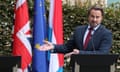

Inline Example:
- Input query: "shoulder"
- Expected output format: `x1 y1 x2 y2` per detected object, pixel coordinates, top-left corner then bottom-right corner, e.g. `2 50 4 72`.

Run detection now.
100 25 112 34
99 25 112 37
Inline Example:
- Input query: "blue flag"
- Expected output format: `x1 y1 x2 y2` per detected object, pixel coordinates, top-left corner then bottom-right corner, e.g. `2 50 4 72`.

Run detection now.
32 0 48 72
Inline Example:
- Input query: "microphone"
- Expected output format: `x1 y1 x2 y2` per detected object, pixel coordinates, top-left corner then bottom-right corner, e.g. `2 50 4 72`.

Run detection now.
91 32 96 52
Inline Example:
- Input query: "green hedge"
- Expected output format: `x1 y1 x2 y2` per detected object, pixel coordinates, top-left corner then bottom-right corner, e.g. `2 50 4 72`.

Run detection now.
0 1 120 71
0 0 119 56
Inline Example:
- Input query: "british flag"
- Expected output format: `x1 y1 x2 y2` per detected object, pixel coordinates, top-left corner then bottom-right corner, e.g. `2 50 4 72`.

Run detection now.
12 0 32 72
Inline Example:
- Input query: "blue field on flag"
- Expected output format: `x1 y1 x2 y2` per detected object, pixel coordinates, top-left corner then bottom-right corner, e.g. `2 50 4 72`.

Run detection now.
32 0 48 72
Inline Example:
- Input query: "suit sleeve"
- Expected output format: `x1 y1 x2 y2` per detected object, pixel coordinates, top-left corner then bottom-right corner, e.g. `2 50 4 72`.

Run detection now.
53 33 76 54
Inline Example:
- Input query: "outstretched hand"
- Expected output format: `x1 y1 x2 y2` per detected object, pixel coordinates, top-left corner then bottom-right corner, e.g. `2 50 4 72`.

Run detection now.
38 40 54 51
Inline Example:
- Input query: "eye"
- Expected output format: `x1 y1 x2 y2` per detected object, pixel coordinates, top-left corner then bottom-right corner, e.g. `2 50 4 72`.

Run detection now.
90 15 94 18
96 16 100 18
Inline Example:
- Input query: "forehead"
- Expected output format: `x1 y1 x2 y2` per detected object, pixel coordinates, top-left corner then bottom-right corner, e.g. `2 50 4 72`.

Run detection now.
90 9 102 16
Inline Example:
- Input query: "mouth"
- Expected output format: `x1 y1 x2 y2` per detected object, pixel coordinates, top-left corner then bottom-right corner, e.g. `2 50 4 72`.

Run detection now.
90 23 98 27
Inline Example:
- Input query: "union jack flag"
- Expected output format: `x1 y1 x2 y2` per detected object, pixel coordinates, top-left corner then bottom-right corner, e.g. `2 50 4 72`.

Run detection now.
12 0 32 72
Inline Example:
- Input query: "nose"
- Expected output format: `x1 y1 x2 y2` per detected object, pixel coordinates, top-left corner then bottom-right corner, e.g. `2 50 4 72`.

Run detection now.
93 17 97 21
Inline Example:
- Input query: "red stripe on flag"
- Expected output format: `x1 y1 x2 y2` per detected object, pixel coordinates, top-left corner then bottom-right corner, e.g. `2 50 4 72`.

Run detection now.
53 0 64 67
25 30 31 35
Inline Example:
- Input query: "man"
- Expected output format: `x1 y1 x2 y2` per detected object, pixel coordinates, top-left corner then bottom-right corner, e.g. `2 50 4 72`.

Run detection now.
38 5 112 55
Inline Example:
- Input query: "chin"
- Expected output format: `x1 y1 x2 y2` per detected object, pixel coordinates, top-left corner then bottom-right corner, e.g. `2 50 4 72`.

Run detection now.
94 24 98 26
90 24 98 27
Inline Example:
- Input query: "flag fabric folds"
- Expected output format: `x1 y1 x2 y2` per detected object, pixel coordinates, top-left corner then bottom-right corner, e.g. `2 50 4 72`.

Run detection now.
32 0 48 72
13 0 32 72
48 0 64 72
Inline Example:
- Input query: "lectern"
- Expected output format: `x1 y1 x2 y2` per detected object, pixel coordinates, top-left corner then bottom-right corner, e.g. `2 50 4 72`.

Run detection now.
0 56 21 72
71 54 119 72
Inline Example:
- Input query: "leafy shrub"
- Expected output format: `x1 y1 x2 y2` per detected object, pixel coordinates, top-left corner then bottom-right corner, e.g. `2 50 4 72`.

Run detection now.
0 1 120 71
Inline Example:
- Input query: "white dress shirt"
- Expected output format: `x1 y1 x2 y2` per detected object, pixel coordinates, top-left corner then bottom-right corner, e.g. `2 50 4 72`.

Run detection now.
83 24 100 45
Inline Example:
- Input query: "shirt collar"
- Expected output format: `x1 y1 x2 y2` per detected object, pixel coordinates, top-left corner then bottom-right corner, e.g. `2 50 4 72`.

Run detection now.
88 24 100 31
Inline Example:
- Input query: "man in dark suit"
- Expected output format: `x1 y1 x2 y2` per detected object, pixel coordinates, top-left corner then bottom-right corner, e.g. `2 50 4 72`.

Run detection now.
38 5 112 55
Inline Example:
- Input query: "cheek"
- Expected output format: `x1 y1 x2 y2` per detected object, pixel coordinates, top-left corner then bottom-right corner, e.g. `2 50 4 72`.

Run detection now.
89 18 95 23
88 17 92 22
97 18 102 22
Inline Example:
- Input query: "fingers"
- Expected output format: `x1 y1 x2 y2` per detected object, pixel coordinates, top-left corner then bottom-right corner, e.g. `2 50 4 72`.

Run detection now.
37 40 54 51
39 45 47 50
73 49 80 54
43 40 52 45
64 52 74 57
64 49 80 58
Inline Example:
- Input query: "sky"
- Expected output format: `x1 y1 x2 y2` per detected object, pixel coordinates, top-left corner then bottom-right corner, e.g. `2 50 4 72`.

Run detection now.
107 0 120 5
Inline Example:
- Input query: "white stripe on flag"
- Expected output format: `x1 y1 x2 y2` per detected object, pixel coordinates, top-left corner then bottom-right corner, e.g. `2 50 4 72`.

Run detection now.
48 0 54 28
16 21 32 56
16 0 26 9
49 54 59 72
16 68 28 72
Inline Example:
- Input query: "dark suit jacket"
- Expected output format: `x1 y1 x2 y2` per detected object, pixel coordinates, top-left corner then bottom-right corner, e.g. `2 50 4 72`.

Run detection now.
54 25 112 54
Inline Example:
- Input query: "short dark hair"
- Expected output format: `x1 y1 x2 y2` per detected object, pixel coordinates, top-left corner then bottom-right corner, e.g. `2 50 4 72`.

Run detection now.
88 5 104 16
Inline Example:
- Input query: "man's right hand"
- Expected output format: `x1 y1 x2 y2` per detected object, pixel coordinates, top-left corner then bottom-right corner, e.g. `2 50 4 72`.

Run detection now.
64 49 80 57
38 40 54 51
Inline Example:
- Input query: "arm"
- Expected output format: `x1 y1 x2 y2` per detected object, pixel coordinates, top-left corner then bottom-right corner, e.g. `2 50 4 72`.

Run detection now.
53 34 76 54
38 34 76 54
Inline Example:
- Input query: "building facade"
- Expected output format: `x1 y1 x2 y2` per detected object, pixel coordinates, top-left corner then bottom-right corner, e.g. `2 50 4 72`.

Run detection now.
62 0 107 7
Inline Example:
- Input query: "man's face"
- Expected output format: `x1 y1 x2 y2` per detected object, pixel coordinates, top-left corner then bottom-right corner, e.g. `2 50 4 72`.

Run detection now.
88 9 103 27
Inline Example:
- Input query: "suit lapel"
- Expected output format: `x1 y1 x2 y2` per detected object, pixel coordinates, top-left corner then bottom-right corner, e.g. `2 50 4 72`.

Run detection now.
81 25 88 49
87 25 103 50
93 25 103 37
